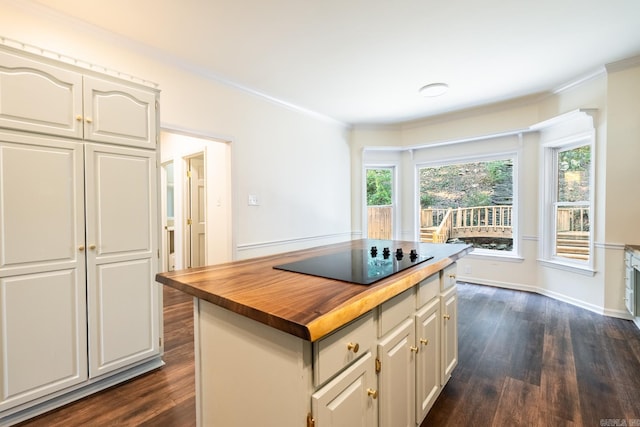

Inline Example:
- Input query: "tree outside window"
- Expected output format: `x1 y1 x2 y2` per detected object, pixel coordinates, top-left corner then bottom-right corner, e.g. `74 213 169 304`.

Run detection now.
366 168 393 239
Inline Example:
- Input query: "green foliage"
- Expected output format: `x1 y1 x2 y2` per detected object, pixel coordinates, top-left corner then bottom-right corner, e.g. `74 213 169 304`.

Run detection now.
419 159 513 208
559 145 590 171
463 191 491 207
366 169 392 206
558 145 590 202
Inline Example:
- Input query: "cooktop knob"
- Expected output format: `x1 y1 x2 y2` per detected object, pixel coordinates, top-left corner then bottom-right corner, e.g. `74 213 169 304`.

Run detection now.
370 246 378 257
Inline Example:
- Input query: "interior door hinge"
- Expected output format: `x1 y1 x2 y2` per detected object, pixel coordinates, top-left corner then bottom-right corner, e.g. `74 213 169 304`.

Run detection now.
187 218 193 226
186 170 192 179
306 413 315 427
159 337 163 347
157 249 160 258
375 357 381 373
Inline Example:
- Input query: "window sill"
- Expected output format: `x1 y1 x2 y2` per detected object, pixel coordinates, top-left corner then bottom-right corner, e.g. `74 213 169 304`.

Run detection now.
466 250 524 262
537 258 596 277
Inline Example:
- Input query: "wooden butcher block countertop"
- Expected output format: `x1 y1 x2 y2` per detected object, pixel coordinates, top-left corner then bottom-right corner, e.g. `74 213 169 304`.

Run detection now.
155 239 473 342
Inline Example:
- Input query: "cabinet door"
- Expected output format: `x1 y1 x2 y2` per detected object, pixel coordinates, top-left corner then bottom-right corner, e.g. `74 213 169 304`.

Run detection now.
0 134 87 410
625 259 634 315
377 318 416 427
415 298 440 422
0 50 83 138
83 76 157 149
312 352 378 427
85 143 160 378
441 286 458 385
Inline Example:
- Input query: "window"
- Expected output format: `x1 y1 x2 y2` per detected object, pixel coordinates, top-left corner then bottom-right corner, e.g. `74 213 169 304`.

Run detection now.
536 109 596 273
542 141 593 269
366 167 394 239
417 156 515 255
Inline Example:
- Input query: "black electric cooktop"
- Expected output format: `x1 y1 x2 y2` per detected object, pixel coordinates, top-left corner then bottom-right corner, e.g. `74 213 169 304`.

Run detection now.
273 241 434 285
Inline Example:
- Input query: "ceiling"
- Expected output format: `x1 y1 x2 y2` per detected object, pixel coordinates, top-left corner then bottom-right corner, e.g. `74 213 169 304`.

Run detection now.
31 0 640 125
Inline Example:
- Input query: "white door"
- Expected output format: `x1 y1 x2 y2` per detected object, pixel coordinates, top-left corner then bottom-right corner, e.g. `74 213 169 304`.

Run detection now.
83 76 156 149
312 352 378 427
85 143 160 378
187 155 205 268
377 318 416 427
415 298 440 421
441 287 458 385
0 50 83 138
0 133 87 410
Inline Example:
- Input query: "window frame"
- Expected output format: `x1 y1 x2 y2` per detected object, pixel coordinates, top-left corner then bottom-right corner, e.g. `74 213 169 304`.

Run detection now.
415 151 520 259
539 132 595 274
363 164 398 241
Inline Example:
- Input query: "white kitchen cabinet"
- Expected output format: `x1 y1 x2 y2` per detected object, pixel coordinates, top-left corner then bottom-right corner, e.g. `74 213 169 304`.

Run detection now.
0 44 161 425
0 49 156 149
376 267 457 427
83 76 157 149
625 250 636 316
441 285 458 385
0 134 87 411
415 297 440 420
312 352 378 427
85 143 159 378
377 318 416 427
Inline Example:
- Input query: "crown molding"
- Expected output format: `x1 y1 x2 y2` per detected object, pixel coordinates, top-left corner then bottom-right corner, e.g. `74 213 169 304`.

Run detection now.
605 54 640 73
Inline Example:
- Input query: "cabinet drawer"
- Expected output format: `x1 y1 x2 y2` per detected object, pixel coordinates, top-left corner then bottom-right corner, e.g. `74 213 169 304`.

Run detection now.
417 273 439 309
314 311 375 386
441 263 457 291
379 288 415 337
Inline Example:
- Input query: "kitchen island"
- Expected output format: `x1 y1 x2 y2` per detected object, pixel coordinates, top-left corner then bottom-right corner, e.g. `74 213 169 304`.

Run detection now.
156 239 472 426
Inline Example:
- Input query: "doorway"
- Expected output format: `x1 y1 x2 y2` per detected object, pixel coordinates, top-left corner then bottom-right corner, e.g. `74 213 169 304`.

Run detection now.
160 130 232 272
186 154 205 268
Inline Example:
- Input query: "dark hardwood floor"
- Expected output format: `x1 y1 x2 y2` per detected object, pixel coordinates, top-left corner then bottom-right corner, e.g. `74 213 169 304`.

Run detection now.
15 283 640 426
422 283 640 427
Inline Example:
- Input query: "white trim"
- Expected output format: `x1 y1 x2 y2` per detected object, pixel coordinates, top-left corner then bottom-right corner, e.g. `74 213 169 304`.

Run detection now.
596 242 626 251
529 108 598 131
551 67 606 94
0 35 159 89
536 110 596 272
465 252 524 262
363 128 529 153
537 259 596 277
459 278 608 317
604 54 640 73
236 232 353 253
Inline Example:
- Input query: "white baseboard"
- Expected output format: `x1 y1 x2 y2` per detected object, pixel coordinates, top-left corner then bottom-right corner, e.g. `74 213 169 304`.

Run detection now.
457 275 633 320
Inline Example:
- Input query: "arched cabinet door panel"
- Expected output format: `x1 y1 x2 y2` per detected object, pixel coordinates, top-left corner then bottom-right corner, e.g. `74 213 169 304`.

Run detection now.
0 50 83 138
83 76 157 149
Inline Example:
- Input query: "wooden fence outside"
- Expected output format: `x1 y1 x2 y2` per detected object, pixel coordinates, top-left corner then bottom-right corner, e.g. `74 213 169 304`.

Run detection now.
368 205 392 239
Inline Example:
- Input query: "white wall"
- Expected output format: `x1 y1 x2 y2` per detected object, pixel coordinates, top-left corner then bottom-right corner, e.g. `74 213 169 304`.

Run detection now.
0 0 353 260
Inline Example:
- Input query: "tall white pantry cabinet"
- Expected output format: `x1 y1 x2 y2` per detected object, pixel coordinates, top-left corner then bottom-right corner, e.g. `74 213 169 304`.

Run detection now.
0 44 162 424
